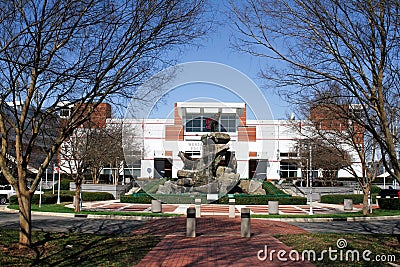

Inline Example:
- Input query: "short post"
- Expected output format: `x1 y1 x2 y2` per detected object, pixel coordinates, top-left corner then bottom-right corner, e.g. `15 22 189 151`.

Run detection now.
186 207 196 237
268 201 279 215
151 199 162 213
241 208 251 238
229 198 236 218
344 199 353 211
195 198 201 218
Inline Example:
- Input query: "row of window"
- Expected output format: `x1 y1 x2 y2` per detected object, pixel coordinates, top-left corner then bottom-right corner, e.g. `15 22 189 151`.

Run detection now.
185 114 237 132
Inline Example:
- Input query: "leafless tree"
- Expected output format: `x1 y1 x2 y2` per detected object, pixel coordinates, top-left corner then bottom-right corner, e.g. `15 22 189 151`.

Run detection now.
230 0 400 183
292 94 381 215
295 137 352 187
61 122 125 212
0 0 208 247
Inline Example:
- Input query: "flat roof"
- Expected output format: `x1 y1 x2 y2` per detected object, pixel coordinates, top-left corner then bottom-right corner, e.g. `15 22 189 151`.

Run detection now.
176 102 245 109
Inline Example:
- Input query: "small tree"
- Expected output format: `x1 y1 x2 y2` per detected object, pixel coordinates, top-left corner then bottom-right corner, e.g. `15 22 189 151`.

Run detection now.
296 137 352 187
61 121 124 212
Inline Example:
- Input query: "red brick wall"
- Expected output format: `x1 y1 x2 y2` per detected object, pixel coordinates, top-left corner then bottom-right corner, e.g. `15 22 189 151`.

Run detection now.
75 103 111 128
238 126 256 142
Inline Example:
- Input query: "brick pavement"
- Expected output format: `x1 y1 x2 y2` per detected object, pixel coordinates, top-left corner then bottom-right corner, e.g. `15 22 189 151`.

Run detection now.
87 202 343 215
134 217 314 266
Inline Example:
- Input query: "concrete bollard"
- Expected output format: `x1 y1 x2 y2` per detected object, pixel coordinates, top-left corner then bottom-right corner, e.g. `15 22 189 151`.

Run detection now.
344 199 353 211
229 198 236 218
186 207 196 237
268 201 279 215
241 208 251 238
151 199 162 213
195 198 201 218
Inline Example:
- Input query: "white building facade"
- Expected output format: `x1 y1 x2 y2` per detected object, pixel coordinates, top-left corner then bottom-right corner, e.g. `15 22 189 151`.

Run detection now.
118 102 362 181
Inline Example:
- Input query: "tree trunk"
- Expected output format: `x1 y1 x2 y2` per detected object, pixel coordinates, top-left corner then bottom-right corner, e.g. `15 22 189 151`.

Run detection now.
18 190 32 247
362 186 371 216
74 182 81 212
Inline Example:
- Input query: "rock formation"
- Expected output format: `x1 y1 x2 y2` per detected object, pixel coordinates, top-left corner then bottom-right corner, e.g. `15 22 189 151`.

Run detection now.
156 132 240 196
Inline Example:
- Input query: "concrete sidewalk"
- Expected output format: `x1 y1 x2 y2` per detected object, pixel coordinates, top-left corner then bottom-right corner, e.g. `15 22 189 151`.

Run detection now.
82 200 360 216
133 217 315 267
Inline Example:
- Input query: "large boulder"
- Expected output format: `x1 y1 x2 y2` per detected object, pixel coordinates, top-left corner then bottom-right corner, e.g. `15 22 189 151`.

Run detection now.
238 180 266 195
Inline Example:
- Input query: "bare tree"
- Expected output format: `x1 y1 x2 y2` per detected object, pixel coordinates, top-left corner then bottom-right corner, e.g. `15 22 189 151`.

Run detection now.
0 0 208 247
61 122 125 212
230 0 400 182
295 137 352 187
292 94 380 215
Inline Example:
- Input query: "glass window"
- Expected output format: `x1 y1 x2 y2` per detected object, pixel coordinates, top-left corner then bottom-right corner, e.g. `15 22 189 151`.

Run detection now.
185 114 237 132
220 114 237 132
185 115 202 132
184 151 201 158
280 161 298 178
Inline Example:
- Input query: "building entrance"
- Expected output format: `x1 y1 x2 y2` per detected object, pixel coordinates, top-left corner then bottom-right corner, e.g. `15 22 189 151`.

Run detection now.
154 158 172 178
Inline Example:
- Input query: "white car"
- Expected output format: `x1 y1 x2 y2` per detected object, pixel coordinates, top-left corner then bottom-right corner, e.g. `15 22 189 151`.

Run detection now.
0 184 16 204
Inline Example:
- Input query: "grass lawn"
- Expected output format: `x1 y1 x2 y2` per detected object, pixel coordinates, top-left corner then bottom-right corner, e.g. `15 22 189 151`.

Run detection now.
252 209 400 219
0 229 161 266
276 233 400 266
8 204 181 217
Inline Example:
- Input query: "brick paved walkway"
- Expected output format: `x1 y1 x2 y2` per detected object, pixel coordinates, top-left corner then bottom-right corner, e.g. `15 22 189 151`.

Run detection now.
134 218 315 266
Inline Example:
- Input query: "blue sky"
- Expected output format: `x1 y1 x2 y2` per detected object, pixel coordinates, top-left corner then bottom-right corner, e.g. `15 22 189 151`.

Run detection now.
148 2 290 120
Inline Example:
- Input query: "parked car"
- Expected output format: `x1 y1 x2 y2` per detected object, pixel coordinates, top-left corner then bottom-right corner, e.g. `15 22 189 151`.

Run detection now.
378 188 400 198
0 184 16 204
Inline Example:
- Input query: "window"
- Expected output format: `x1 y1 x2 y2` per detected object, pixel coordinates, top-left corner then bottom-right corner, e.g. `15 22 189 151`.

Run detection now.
184 151 201 157
280 152 297 158
280 161 298 178
185 114 237 132
185 115 202 132
220 114 236 132
60 108 71 118
126 159 141 178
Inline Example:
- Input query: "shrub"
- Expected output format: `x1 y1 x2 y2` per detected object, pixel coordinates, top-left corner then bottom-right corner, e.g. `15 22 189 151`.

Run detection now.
370 185 381 194
81 192 114 201
120 193 154 204
217 194 306 205
9 191 114 205
377 198 400 210
262 181 287 195
9 194 73 205
320 194 377 204
60 179 73 190
120 192 306 205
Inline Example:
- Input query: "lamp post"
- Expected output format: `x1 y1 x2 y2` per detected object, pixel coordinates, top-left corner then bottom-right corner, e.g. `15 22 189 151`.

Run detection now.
57 165 61 204
309 145 313 215
52 164 55 194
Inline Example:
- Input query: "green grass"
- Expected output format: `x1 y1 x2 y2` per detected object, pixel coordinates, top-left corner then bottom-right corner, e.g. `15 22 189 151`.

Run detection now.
8 204 181 217
0 229 161 266
276 233 400 266
252 209 400 219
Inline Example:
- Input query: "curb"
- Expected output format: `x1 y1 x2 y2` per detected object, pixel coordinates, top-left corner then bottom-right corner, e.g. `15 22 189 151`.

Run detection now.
254 215 400 223
2 206 176 221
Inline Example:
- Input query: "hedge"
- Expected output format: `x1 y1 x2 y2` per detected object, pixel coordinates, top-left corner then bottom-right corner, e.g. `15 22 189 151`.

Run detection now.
9 191 114 205
377 198 400 210
262 181 287 195
60 179 73 190
217 195 306 205
9 194 73 205
320 194 377 204
370 185 381 194
120 193 153 204
120 193 307 205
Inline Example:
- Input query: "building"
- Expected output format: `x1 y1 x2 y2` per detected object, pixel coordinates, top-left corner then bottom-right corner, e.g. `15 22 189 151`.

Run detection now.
116 102 363 182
